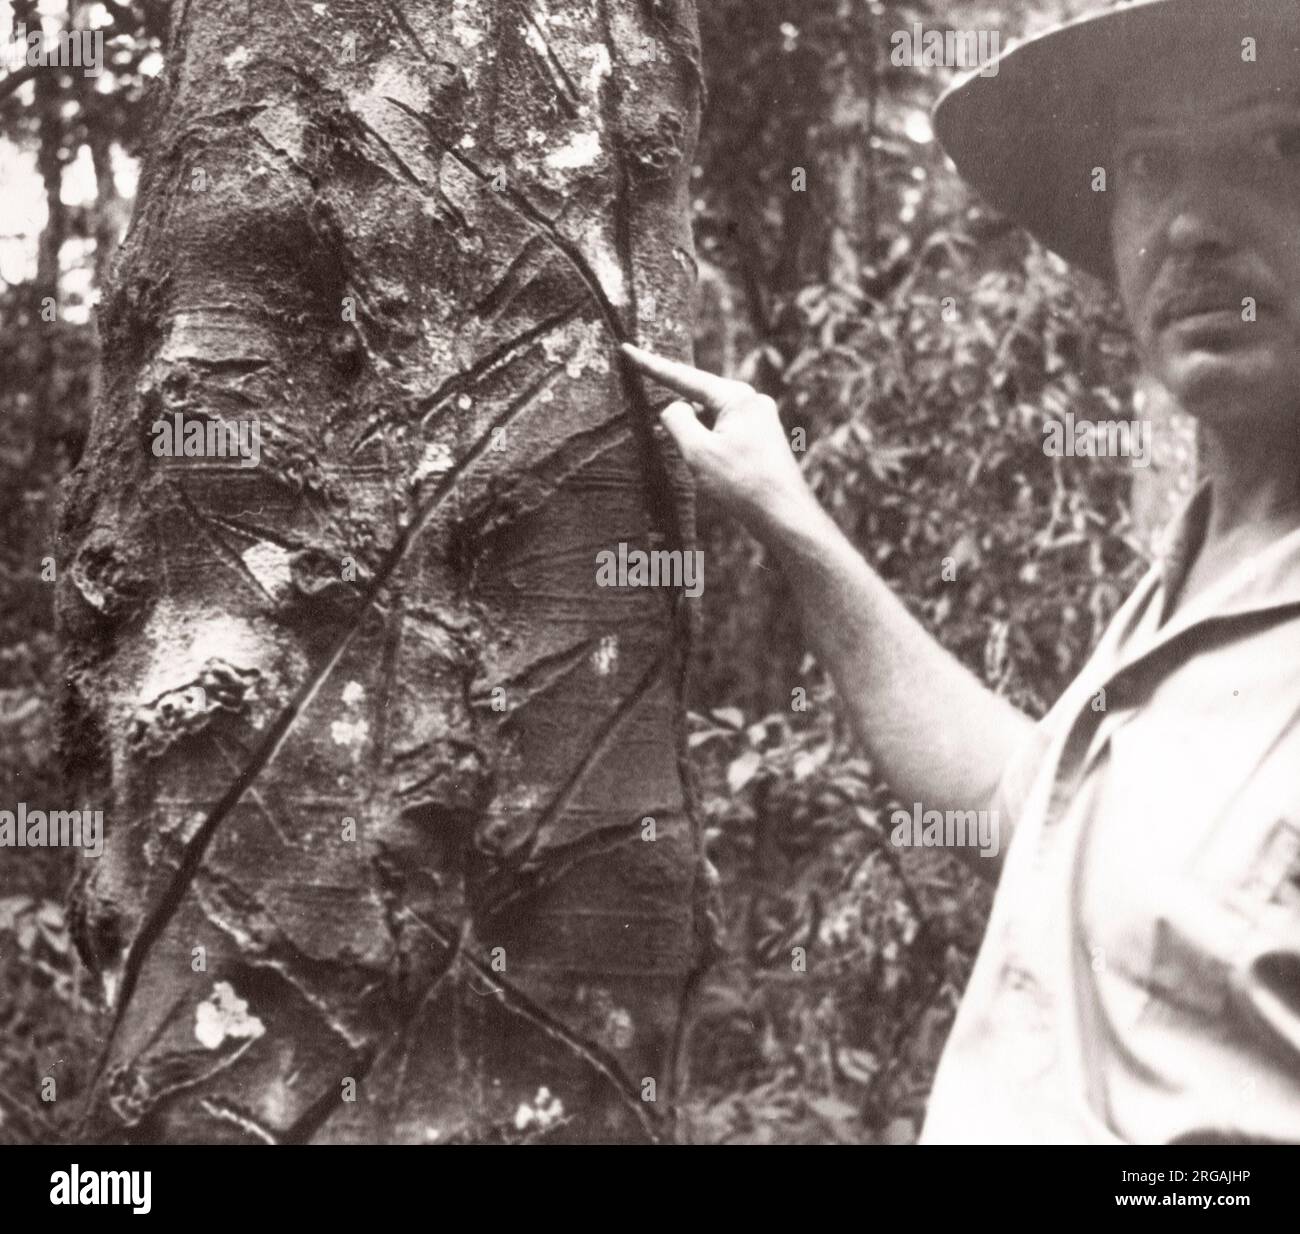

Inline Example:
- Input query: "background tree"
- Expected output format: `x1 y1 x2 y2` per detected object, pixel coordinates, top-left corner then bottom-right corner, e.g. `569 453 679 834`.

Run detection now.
0 0 161 1141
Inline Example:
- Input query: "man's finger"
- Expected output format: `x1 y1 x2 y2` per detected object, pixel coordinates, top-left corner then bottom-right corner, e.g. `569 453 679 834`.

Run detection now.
621 342 742 410
659 400 713 454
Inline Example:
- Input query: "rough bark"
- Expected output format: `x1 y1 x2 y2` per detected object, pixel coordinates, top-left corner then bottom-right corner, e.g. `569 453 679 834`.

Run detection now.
61 0 707 1144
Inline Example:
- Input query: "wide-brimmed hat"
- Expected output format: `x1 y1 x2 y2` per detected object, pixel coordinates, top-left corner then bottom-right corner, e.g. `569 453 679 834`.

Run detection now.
932 0 1300 280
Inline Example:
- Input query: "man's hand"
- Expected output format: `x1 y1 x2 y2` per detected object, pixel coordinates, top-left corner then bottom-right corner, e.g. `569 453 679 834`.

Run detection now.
620 343 816 539
621 342 1031 881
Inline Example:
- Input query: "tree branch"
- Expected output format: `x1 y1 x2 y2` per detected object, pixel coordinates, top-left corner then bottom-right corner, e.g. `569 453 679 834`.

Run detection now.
0 63 38 103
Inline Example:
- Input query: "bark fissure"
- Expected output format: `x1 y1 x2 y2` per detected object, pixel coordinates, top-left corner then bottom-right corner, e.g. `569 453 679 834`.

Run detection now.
93 353 570 1065
427 920 663 1142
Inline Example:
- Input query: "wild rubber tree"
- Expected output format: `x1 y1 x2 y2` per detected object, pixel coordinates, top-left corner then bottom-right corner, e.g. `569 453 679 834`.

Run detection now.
60 0 707 1143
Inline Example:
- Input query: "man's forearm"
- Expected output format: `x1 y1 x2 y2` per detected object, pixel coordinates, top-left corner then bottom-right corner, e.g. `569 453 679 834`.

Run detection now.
761 493 1034 867
617 341 1033 872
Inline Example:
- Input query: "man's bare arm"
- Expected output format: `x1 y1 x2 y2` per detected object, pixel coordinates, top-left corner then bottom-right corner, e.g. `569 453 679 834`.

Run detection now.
622 343 1034 877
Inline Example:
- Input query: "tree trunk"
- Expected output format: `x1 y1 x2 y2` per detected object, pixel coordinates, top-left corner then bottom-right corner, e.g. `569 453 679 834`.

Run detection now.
61 0 706 1145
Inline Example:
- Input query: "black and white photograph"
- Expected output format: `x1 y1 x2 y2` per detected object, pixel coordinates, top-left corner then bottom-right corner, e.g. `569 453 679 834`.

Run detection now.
0 0 1294 1208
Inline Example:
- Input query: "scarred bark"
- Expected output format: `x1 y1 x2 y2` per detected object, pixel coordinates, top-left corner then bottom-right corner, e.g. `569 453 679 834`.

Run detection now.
61 0 707 1143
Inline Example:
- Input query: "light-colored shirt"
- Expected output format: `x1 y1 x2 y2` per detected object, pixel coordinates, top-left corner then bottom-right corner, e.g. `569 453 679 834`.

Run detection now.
920 483 1300 1144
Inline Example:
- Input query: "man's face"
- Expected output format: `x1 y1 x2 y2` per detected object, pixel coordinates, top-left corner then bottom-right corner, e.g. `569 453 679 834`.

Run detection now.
1110 65 1300 428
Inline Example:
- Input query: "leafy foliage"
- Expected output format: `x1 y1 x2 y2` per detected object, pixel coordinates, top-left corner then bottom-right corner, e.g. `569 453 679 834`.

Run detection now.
680 0 1149 1142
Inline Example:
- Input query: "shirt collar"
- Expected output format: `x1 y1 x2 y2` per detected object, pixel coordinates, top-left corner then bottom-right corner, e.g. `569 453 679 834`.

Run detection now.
1155 479 1300 621
1113 478 1300 676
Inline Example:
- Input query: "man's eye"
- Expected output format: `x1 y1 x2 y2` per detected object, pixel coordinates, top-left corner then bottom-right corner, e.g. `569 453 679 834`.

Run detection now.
1119 146 1171 180
1261 127 1300 159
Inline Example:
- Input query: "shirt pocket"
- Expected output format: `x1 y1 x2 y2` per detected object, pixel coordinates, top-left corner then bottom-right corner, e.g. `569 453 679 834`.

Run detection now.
1223 818 1300 1062
1145 816 1300 1022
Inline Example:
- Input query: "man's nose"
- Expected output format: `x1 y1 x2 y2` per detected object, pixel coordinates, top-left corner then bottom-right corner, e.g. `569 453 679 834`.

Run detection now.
1163 178 1237 258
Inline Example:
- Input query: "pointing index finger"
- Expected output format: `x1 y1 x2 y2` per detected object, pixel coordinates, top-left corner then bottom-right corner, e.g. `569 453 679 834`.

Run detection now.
620 342 738 411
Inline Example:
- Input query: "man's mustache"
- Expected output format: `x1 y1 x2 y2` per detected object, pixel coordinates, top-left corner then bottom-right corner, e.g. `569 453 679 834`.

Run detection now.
1150 266 1277 329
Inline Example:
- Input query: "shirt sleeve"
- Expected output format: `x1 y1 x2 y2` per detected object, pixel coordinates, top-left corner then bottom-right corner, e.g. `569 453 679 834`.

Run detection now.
986 717 1056 858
